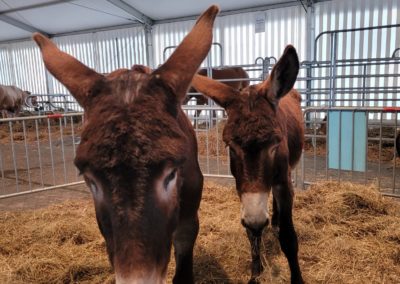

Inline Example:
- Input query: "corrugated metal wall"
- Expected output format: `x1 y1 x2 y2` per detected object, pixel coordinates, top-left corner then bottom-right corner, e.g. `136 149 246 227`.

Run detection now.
152 19 223 67
315 0 399 61
152 5 307 67
0 0 399 112
0 41 47 94
313 0 399 109
0 25 146 102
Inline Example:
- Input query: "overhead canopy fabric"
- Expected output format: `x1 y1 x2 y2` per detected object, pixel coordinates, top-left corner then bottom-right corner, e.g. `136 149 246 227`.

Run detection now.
0 0 308 42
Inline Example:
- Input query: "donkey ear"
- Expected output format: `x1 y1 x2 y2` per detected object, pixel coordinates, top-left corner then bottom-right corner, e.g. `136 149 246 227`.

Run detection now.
191 74 237 108
259 45 299 105
154 5 219 102
33 33 103 108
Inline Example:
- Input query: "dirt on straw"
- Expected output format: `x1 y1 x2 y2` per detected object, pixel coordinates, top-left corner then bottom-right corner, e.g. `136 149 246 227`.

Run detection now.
0 181 399 283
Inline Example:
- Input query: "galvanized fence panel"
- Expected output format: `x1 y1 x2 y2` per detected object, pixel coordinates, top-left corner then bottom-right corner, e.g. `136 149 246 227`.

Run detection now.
27 94 82 114
299 57 400 109
4 63 399 197
0 113 84 198
301 107 400 197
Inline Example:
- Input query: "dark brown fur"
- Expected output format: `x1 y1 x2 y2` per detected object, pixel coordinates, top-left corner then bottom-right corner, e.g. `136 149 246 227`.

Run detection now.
33 5 220 283
192 46 304 284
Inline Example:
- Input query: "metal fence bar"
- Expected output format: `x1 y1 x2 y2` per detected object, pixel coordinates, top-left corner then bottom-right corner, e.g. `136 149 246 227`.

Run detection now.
338 110 342 182
351 110 355 181
0 181 85 200
34 119 44 188
9 121 19 192
314 23 400 61
0 146 4 191
364 115 369 185
22 120 32 192
47 118 56 185
70 116 79 181
393 115 398 193
378 114 383 190
59 117 67 184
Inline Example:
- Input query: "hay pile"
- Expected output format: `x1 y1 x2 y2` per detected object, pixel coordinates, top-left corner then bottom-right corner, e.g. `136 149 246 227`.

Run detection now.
0 181 399 283
196 122 228 157
293 182 400 283
0 201 112 284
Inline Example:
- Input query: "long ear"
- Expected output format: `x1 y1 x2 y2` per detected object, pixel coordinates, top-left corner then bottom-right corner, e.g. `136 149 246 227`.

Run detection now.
154 5 219 102
33 33 103 108
191 74 237 108
259 45 299 105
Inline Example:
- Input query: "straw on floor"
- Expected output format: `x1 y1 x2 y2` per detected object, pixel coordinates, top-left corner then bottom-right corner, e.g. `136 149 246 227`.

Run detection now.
0 181 399 283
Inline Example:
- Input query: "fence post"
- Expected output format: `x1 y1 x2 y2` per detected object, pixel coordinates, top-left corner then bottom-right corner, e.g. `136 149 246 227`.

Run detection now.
329 33 337 107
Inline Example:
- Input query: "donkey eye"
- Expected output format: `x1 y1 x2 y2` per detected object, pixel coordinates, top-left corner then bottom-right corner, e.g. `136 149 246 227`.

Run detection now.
164 169 177 190
90 181 98 194
269 145 279 157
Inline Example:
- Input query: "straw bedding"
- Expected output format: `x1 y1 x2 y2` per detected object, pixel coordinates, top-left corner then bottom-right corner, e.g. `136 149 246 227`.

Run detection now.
0 181 399 283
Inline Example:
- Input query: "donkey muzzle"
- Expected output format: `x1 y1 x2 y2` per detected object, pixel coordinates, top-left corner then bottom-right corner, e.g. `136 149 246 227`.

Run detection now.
240 192 269 235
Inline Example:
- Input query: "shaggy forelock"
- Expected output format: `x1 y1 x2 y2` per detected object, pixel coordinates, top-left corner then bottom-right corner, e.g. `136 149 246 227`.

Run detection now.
77 107 184 171
224 94 282 147
75 76 186 180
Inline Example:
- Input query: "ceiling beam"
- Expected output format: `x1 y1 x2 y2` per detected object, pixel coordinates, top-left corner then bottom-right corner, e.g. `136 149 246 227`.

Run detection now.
0 21 144 45
0 0 75 15
0 14 50 37
106 0 153 27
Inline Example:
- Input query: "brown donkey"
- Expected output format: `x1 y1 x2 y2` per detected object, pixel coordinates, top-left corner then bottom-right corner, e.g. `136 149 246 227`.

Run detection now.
33 5 219 284
192 46 304 284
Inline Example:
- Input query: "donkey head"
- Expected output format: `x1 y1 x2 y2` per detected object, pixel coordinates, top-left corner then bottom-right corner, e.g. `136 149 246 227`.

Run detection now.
192 46 299 234
33 5 218 283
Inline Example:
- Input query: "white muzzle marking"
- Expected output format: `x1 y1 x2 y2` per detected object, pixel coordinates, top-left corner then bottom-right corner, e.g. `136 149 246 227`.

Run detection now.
240 192 269 228
115 272 166 284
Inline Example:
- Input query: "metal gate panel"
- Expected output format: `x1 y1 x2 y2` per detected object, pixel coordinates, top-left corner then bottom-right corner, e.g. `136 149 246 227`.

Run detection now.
0 113 85 199
315 0 399 61
302 107 400 197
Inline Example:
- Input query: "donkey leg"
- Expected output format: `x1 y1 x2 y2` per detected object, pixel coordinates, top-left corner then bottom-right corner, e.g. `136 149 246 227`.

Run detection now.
271 195 280 238
272 182 303 284
172 214 199 284
246 228 263 284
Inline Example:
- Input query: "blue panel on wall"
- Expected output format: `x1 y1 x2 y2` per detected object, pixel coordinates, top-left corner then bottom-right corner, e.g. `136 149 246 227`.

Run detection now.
328 111 367 172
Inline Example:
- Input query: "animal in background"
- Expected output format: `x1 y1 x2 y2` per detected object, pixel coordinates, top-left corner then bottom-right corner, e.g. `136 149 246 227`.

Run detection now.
33 5 219 284
184 67 249 127
184 67 249 105
192 45 304 284
0 85 33 118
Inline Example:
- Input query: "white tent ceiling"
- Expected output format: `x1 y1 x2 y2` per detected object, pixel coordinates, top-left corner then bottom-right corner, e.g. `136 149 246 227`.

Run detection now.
0 0 319 42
